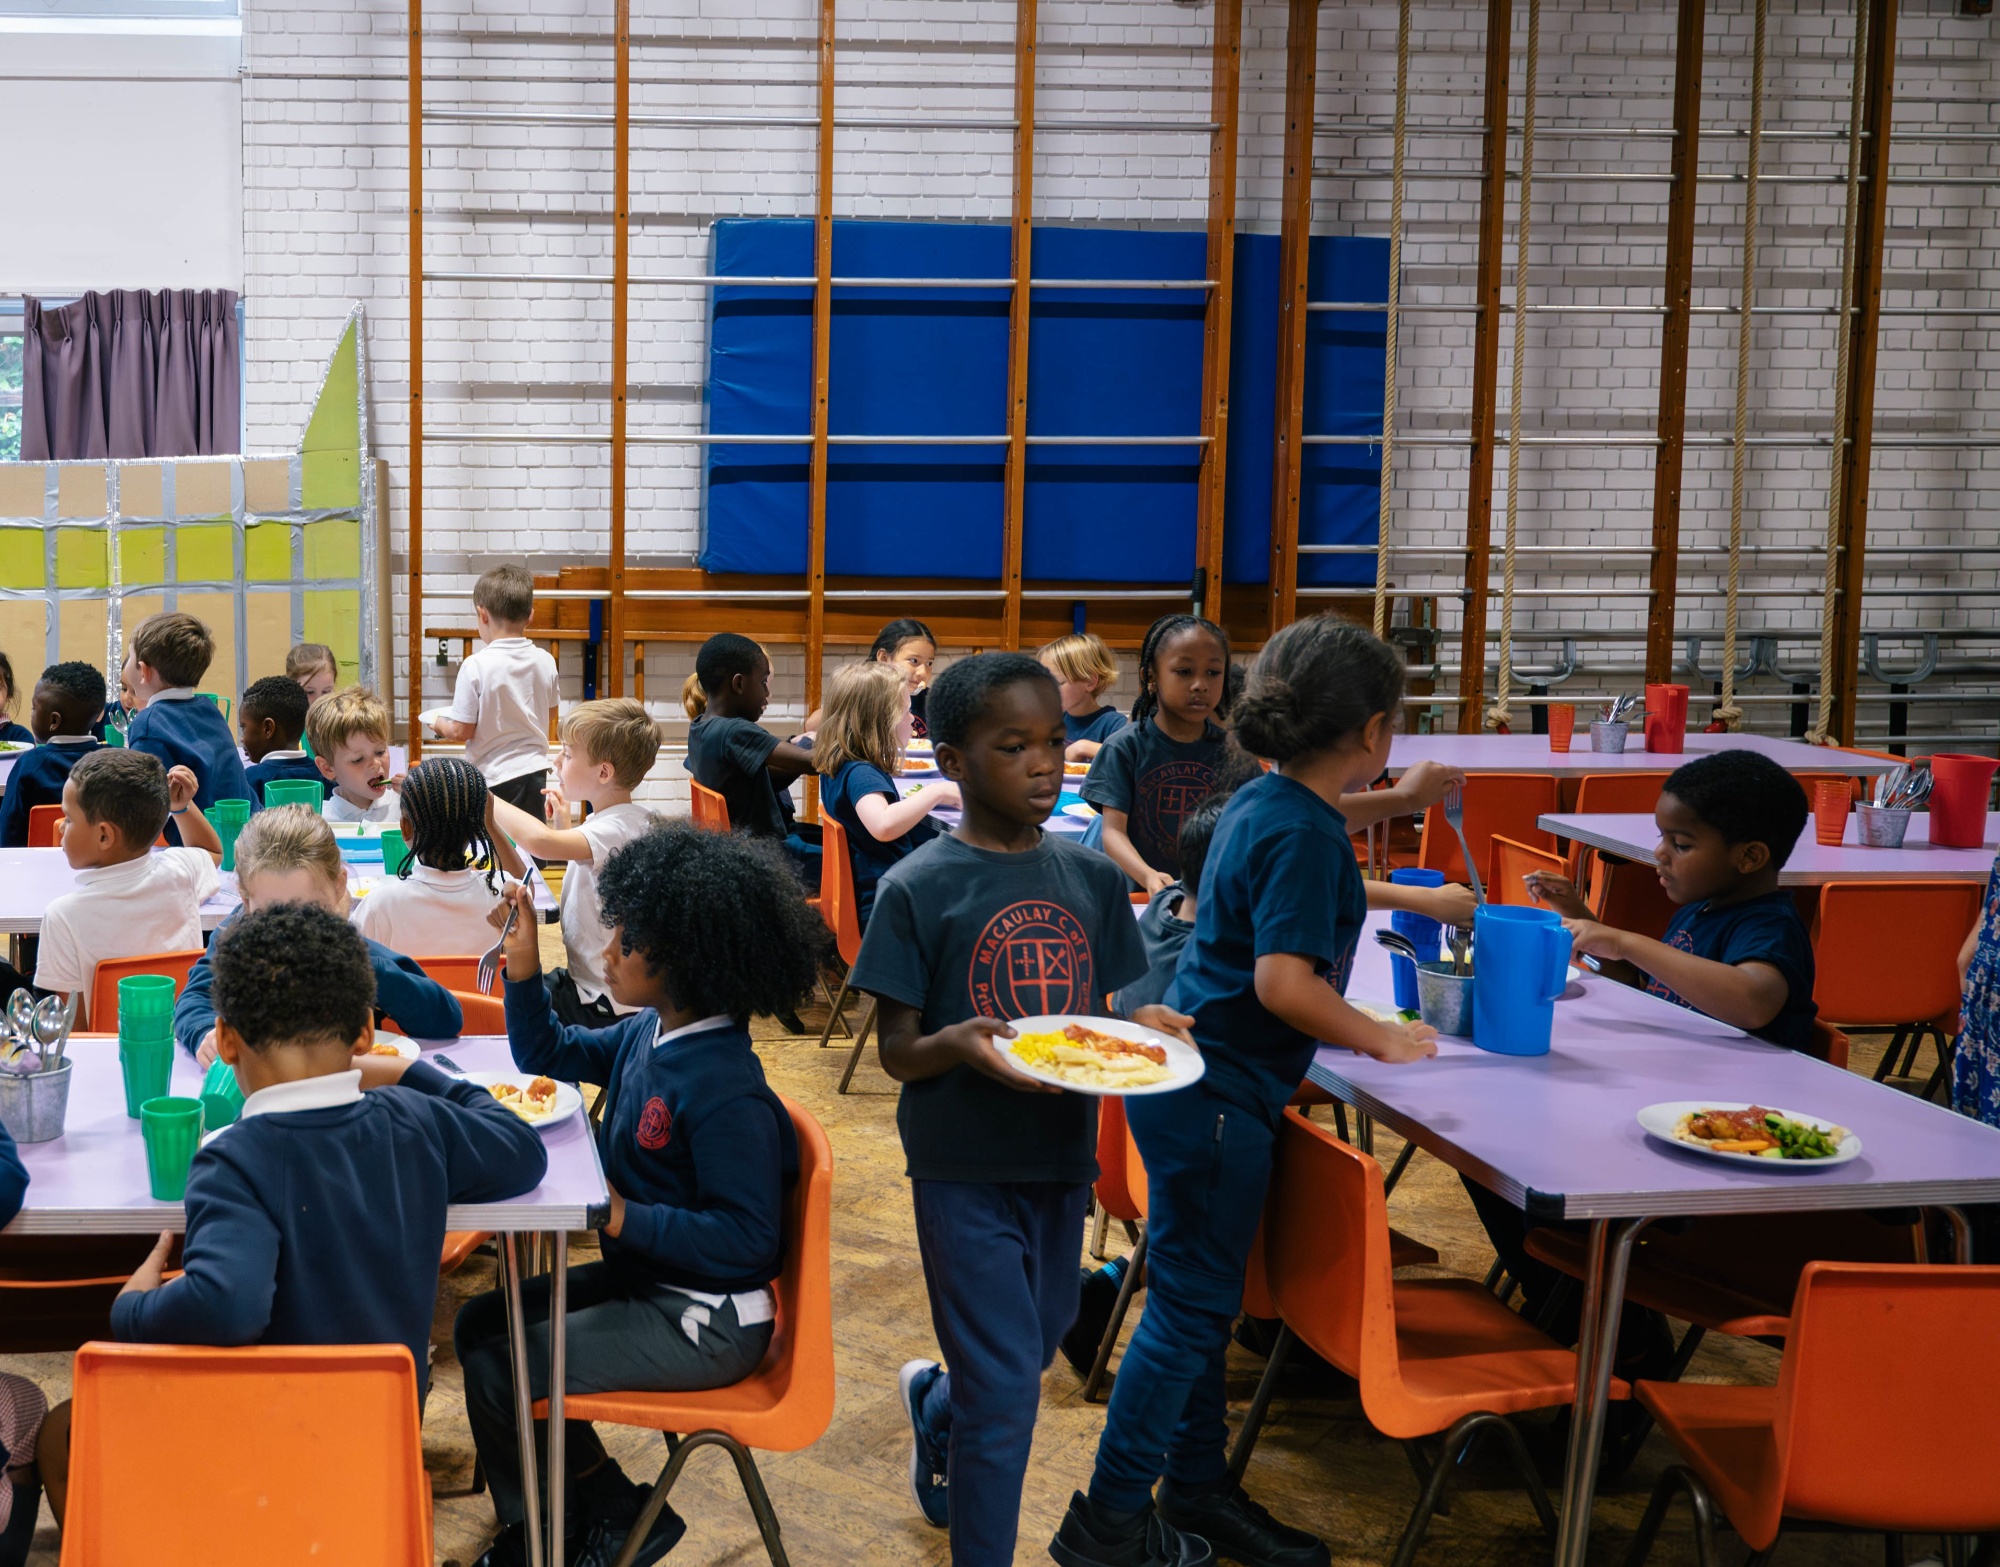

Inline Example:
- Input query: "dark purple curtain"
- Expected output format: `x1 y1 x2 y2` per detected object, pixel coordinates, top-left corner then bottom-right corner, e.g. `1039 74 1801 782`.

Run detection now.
20 289 240 461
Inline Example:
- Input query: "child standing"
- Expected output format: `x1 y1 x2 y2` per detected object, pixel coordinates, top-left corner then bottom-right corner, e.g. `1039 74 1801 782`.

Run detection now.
31 749 223 1025
285 642 341 706
309 686 401 824
847 653 1167 1567
427 564 560 818
684 633 816 858
0 661 106 847
460 824 826 1567
0 653 33 745
122 612 253 838
239 676 325 806
351 758 525 957
815 661 957 929
1081 613 1231 894
1055 617 1437 1567
1038 632 1126 761
488 698 660 1026
1112 791 1228 1016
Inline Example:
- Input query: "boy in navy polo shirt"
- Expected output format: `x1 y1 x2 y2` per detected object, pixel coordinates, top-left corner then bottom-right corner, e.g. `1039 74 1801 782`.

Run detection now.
467 820 827 1567
123 612 252 840
0 661 105 846
849 653 1176 1567
239 675 325 806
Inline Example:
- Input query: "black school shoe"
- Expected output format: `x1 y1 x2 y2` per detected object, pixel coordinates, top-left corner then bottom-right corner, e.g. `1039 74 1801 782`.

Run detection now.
575 1503 687 1567
1154 1480 1331 1567
472 1520 583 1567
1049 1490 1215 1567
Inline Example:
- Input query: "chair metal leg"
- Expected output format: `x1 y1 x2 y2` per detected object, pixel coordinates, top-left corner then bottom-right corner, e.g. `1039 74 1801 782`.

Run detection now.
613 1430 791 1567
1484 1412 1558 1539
1482 1257 1507 1293
1224 1323 1294 1484
821 968 853 1040
1885 1533 1907 1567
1386 1412 1500 1567
1874 1025 1909 1082
1082 1228 1146 1403
1400 1438 1448 1519
1744 1540 1783 1567
834 998 879 1093
816 975 854 1049
1333 1103 1351 1144
1620 1464 1721 1567
1089 1200 1110 1261
1382 1140 1418 1198
1121 1219 1140 1248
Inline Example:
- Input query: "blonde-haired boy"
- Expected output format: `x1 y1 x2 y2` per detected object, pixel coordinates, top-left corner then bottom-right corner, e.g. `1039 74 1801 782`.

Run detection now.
487 698 659 1024
308 686 401 824
1037 631 1126 762
426 564 559 818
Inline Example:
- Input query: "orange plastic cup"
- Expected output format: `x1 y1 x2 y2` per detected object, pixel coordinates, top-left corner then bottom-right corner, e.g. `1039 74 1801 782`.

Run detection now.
1547 704 1575 753
1813 778 1852 847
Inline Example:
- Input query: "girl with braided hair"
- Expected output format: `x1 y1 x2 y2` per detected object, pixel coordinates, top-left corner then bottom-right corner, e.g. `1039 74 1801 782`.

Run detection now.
351 757 528 957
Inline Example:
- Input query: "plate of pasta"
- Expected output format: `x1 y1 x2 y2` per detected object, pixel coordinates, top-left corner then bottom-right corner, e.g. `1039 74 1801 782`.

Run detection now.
461 1070 585 1131
999 1015 1203 1097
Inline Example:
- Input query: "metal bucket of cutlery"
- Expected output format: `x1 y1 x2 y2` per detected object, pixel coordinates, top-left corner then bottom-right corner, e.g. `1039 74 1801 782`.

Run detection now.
1590 721 1630 754
1415 961 1475 1038
1854 803 1912 849
0 1063 71 1144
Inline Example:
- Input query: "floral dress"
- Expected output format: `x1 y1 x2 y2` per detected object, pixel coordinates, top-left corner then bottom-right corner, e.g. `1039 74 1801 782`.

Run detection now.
1951 855 2000 1128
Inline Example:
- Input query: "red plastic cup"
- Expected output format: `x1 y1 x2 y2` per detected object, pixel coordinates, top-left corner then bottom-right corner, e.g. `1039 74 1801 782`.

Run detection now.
1644 683 1689 754
1547 704 1575 753
1930 754 2000 849
1813 778 1852 847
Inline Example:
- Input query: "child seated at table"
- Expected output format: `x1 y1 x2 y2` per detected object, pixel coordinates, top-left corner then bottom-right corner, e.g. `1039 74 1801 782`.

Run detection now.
285 640 341 706
0 1123 41 1567
351 757 525 957
0 661 107 847
684 633 817 870
458 822 825 1567
1038 631 1126 762
239 675 326 806
488 698 660 1026
121 612 252 842
34 902 549 1529
176 804 463 1064
30 750 222 1026
308 685 401 824
0 653 32 747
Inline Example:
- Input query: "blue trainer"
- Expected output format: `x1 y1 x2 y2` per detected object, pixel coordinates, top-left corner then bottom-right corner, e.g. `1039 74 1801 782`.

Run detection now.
898 1358 950 1529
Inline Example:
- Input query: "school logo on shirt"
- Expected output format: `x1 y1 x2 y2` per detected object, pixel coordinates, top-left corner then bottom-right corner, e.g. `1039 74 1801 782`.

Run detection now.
967 900 1096 1019
636 1096 672 1149
1134 761 1218 868
1644 926 1699 1012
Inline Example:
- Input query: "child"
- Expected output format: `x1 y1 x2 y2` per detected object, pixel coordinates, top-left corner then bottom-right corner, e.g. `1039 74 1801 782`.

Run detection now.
846 653 1167 1567
488 698 660 1026
1055 616 1436 1567
309 685 401 824
352 758 525 957
32 749 223 1025
460 824 825 1567
1038 632 1126 761
0 653 32 745
1081 613 1231 894
176 805 464 1064
35 902 549 1527
285 641 341 706
0 661 106 847
684 633 815 859
0 1119 42 1567
870 618 940 738
1112 791 1227 1016
815 661 957 929
426 564 560 817
239 675 325 806
122 611 253 839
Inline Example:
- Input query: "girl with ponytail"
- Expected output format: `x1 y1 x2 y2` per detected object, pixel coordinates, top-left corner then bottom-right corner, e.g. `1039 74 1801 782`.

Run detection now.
351 757 529 957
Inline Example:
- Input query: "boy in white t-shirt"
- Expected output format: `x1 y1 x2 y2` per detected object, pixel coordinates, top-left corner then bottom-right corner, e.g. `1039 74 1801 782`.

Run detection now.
487 698 658 1025
427 564 559 817
308 686 402 825
34 749 223 1025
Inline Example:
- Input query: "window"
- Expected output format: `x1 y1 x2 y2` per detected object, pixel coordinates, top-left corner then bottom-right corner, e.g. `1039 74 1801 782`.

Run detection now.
0 329 19 465
0 0 238 17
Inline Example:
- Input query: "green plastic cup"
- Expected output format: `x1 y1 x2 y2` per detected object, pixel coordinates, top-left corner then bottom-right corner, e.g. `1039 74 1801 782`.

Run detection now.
379 828 410 877
205 805 248 873
199 1058 245 1130
119 1030 174 1119
118 974 177 1021
262 779 323 811
140 1096 205 1200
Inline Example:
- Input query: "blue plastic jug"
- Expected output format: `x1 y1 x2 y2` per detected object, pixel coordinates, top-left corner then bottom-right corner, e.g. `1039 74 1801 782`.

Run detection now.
1388 868 1447 1011
1470 905 1573 1057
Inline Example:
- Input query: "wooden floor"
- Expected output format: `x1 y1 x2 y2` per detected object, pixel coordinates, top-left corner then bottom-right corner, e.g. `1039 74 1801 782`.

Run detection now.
7 944 1939 1565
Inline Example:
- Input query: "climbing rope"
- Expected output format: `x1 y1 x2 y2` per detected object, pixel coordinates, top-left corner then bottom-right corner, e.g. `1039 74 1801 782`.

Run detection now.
1487 0 1537 731
1716 0 1768 731
1808 0 1869 744
1373 0 1412 640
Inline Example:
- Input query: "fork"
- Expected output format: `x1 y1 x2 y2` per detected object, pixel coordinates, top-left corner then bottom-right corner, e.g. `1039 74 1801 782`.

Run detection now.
1441 783 1487 907
477 901 520 995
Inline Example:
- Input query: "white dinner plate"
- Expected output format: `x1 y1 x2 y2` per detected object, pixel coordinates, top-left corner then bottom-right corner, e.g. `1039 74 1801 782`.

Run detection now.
460 1069 586 1132
996 1015 1205 1098
363 1032 419 1061
1636 1100 1861 1169
1061 801 1099 820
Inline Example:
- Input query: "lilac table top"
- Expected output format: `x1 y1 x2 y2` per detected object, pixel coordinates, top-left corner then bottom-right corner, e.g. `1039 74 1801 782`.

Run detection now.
4 1033 607 1236
1385 731 1895 779
1316 911 2000 1220
1542 811 1999 885
896 755 1092 838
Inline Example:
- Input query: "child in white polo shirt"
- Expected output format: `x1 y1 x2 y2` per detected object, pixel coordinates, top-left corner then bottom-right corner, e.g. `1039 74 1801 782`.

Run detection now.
351 758 528 958
33 749 223 1026
427 565 559 818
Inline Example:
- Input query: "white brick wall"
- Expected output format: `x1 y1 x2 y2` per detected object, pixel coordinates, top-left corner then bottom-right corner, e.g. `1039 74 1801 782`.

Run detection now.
239 0 2000 776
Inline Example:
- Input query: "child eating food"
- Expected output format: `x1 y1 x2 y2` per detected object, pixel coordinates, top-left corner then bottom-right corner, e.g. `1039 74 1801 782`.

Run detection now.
308 685 401 824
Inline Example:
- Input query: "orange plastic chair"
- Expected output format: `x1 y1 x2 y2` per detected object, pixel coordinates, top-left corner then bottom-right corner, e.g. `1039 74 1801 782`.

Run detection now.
817 819 880 1093
448 990 506 1034
413 954 492 995
1625 1262 2000 1566
536 1097 835 1567
86 951 203 1033
1813 880 1982 1091
60 1341 432 1566
1080 1117 1150 1402
1591 853 1677 942
1416 773 1558 887
26 804 63 848
1229 1111 1624 1566
1487 834 1566 907
1573 772 1671 816
1089 1097 1144 1259
690 781 732 833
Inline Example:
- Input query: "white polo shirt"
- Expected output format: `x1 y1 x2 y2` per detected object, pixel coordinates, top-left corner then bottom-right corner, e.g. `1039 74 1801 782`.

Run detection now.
324 788 402 825
351 862 507 959
561 801 656 1010
448 638 560 788
36 847 220 1025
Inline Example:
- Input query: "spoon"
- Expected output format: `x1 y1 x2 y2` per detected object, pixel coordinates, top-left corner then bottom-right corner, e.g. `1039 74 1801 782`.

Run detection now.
1374 930 1424 964
5 990 35 1061
33 995 66 1074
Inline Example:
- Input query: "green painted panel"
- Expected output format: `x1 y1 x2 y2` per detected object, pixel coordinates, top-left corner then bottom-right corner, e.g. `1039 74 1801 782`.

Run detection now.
245 522 292 583
120 527 167 587
55 529 107 590
0 532 44 591
300 450 359 511
176 524 234 583
304 518 360 579
303 590 361 685
301 321 359 456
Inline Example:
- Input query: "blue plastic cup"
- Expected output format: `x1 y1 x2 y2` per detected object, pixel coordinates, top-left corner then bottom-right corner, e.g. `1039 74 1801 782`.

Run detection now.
1388 868 1447 1012
1470 905 1575 1057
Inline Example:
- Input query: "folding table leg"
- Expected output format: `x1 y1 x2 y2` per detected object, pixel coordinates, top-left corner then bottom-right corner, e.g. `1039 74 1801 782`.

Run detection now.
500 1234 546 1567
1554 1216 1646 1567
548 1229 568 1567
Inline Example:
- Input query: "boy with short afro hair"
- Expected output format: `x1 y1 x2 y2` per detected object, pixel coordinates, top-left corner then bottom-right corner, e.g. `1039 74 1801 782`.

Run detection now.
239 675 325 807
309 685 400 824
0 661 106 847
122 612 252 837
683 633 819 902
428 564 560 817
